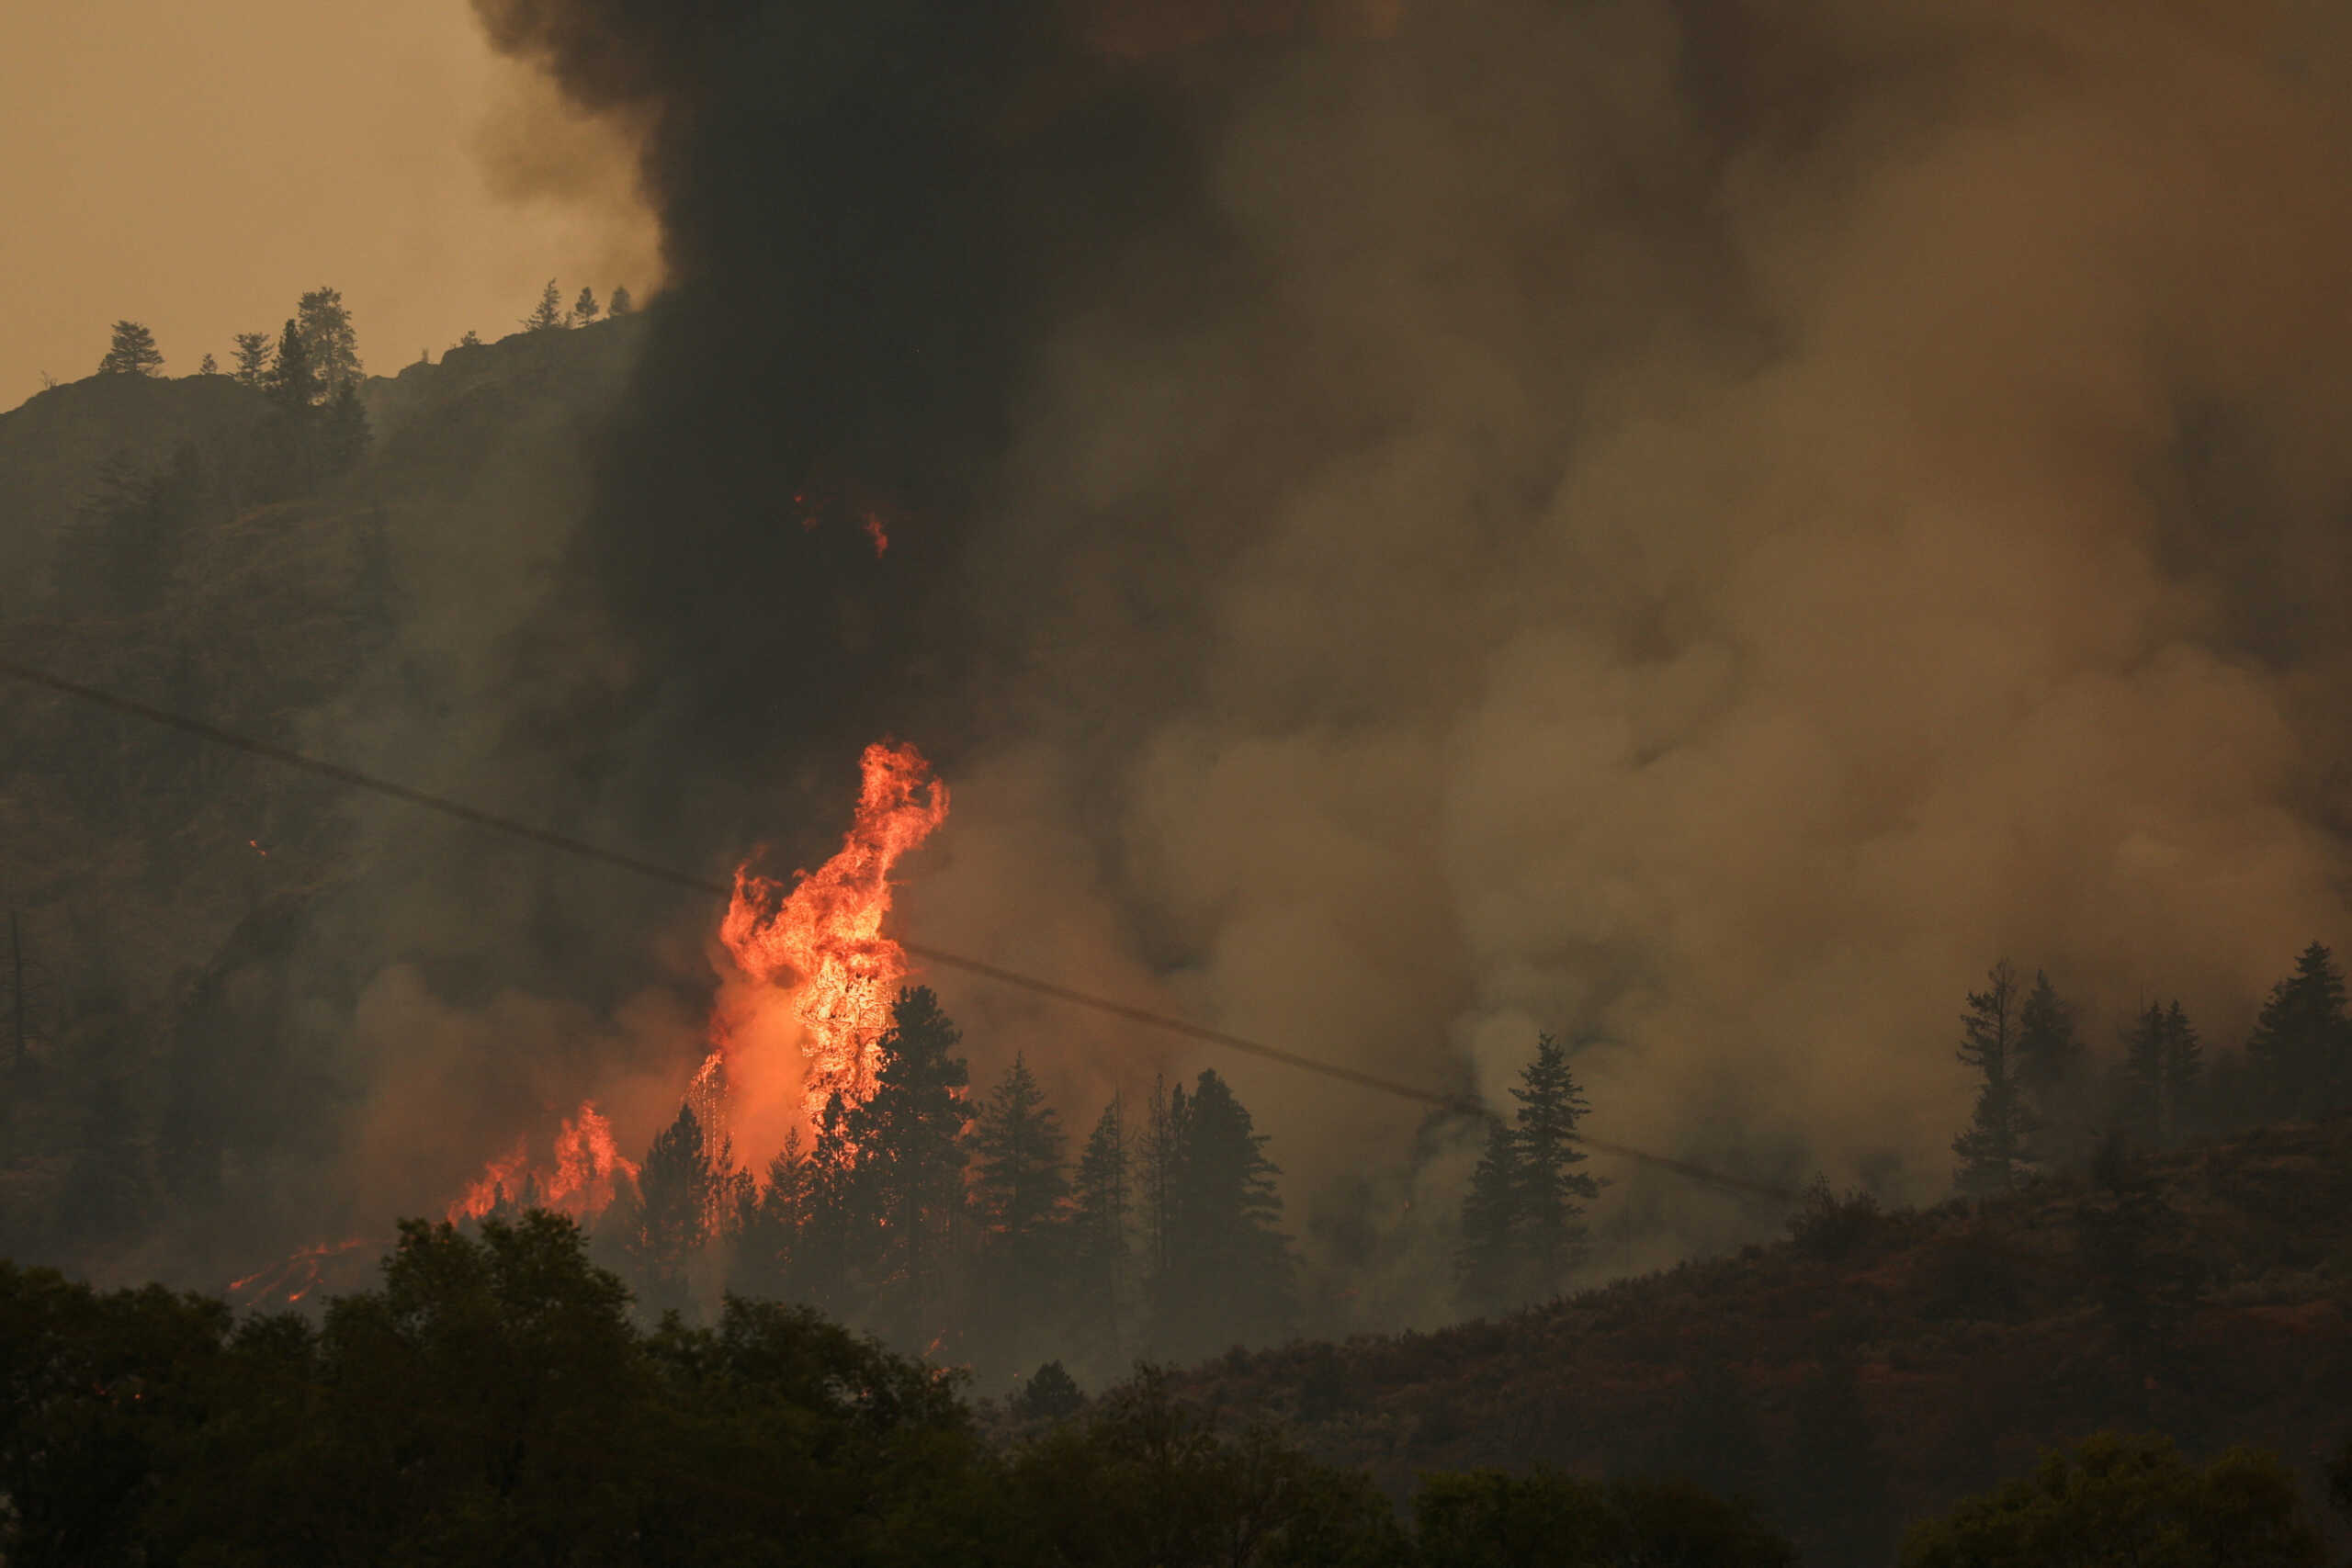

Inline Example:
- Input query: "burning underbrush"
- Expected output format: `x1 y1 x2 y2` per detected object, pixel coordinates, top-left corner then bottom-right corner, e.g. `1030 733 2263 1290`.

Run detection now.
236 740 949 1305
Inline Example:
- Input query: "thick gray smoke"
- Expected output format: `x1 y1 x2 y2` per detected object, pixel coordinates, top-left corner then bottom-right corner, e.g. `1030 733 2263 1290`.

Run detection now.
447 0 2352 1315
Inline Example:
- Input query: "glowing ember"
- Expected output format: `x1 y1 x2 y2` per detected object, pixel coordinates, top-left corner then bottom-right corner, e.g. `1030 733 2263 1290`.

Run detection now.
446 1100 639 1224
228 1235 379 1306
863 513 890 557
717 741 948 1120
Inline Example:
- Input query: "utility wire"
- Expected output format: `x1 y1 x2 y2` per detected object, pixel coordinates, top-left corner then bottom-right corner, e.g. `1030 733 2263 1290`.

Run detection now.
0 654 1797 1202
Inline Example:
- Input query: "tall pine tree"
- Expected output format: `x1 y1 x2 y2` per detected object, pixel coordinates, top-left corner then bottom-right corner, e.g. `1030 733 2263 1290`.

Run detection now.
295 287 362 399
1069 1094 1131 1361
2247 942 2350 1116
844 987 970 1347
2015 970 2091 1164
628 1104 720 1316
96 320 163 376
2120 1000 2203 1146
970 1054 1070 1361
1455 1116 1525 1316
1952 962 2038 1196
1150 1069 1291 1358
1513 1034 1599 1296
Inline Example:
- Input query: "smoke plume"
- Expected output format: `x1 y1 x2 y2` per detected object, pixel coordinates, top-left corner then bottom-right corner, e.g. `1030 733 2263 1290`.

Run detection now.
449 0 2352 1297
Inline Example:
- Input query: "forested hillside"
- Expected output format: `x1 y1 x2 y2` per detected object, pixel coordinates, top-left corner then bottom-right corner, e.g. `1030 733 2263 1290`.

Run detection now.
0 305 652 1282
1169 1117 2352 1565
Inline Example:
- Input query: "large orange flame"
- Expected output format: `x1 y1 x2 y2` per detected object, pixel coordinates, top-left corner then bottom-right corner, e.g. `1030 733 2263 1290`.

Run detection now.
715 740 949 1122
445 1100 639 1224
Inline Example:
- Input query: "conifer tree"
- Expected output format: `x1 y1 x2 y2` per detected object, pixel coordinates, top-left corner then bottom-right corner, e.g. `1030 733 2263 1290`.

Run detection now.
630 1104 720 1315
1141 1074 1174 1282
322 382 370 473
1150 1069 1292 1356
608 285 634 317
973 1055 1069 1240
971 1055 1071 1359
730 1128 808 1302
1512 1034 1599 1294
1456 1116 1524 1315
1070 1095 1131 1356
792 1090 861 1316
2121 1000 2205 1145
295 287 363 399
2247 942 2350 1115
231 331 275 388
844 987 970 1343
197 352 219 376
573 285 601 323
525 279 568 332
265 318 315 410
97 321 164 377
1952 962 2038 1196
2015 971 2090 1161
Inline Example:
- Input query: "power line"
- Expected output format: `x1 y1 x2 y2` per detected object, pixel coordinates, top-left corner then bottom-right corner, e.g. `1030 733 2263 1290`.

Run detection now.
0 654 1797 1203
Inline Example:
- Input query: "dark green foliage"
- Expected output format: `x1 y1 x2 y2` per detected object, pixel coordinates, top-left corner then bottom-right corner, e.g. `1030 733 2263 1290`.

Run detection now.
1457 1117 1523 1315
2017 971 2096 1163
1785 1340 1893 1568
296 286 363 399
843 987 971 1342
525 278 569 331
1415 1468 1795 1568
1152 1069 1294 1358
1954 961 2040 1196
52 443 209 614
626 1103 721 1314
1004 1365 1409 1568
2246 942 2351 1116
229 329 274 386
1017 1359 1085 1421
973 1054 1069 1239
96 320 163 377
972 1052 1071 1361
1069 1092 1132 1357
264 316 315 410
323 379 371 471
2077 1138 2199 1389
1900 1431 2323 1568
1457 1036 1600 1314
2119 1000 2204 1146
1786 1175 1881 1261
731 1129 807 1302
0 1263 230 1568
1649 1353 1771 1506
1512 1035 1599 1292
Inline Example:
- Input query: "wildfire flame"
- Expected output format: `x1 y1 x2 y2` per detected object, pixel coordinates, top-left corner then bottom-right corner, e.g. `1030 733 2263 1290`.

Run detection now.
445 1100 639 1224
228 1235 378 1306
715 740 949 1122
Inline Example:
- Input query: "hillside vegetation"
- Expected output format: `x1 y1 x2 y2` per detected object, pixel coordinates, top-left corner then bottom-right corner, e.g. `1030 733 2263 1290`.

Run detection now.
1165 1118 2352 1561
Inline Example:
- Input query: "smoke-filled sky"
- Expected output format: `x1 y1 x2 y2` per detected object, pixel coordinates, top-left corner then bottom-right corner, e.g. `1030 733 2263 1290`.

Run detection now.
15 0 2352 1309
363 0 2350 1292
0 0 655 400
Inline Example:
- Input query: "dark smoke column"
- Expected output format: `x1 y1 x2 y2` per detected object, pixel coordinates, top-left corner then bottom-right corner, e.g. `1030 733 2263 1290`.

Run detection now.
472 0 1215 852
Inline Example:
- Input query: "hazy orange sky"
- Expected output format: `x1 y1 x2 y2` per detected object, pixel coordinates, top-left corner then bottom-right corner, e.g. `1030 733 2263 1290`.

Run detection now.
0 0 657 404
